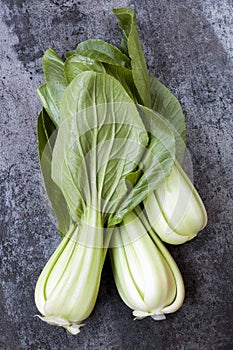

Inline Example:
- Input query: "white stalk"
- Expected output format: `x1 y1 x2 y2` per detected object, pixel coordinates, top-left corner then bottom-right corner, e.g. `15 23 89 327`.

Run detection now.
110 211 184 320
144 161 207 244
35 209 105 334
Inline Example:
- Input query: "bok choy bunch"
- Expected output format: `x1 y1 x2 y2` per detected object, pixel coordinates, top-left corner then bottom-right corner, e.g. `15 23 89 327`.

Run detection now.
34 7 207 334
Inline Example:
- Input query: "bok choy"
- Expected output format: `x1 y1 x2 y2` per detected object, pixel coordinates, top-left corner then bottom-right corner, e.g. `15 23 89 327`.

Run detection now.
34 7 207 334
110 211 185 320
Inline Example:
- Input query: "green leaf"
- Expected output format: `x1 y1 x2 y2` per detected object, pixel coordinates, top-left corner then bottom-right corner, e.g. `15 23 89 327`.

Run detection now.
63 55 140 104
108 105 175 226
64 54 106 84
104 64 141 103
149 74 186 162
42 48 67 118
37 108 70 235
125 168 143 187
51 71 149 224
113 8 151 108
37 84 60 127
67 39 131 68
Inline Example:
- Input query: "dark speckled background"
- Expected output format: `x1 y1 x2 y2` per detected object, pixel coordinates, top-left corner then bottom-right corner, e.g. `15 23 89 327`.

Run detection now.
0 1 232 349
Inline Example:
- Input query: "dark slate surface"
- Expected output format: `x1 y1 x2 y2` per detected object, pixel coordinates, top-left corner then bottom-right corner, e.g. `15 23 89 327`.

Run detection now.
0 1 232 349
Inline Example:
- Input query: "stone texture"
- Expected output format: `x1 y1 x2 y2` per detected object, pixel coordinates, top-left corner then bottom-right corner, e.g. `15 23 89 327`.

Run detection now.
0 0 232 349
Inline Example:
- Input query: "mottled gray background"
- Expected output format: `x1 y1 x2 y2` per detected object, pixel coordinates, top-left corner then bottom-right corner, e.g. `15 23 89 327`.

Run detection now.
0 0 232 349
